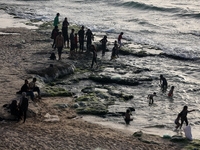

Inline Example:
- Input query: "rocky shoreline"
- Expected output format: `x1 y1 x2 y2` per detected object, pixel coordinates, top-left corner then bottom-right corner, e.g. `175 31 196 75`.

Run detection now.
0 21 199 149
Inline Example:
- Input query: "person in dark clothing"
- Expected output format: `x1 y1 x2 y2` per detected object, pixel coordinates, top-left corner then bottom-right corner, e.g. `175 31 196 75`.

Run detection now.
124 109 133 125
78 26 85 53
56 32 64 60
168 86 175 96
175 113 181 129
70 29 75 57
110 41 118 61
86 29 93 52
100 35 108 56
49 52 56 60
51 26 59 49
160 74 168 89
91 45 98 68
147 92 157 104
178 105 195 129
29 78 41 99
10 100 20 121
20 80 34 101
19 92 29 123
62 17 69 48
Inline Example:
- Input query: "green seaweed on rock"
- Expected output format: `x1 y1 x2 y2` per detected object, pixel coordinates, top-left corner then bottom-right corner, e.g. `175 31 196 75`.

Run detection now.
42 86 73 97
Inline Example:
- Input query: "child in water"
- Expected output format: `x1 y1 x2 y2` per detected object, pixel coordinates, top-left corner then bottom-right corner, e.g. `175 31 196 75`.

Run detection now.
124 109 133 125
168 86 174 96
147 92 157 104
175 113 181 129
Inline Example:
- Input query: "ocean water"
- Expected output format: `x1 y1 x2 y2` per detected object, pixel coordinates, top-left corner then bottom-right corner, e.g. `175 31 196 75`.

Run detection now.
1 0 200 139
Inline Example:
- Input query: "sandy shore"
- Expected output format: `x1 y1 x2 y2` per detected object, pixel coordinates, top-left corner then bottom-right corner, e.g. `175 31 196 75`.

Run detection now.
0 26 191 150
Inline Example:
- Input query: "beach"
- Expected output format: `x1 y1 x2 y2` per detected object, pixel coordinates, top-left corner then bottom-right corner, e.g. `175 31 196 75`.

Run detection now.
0 17 196 149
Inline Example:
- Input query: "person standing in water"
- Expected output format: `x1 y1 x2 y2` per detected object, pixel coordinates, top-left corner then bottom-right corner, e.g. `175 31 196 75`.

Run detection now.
147 92 157 104
160 74 168 90
118 32 123 48
168 86 175 96
178 105 195 129
124 109 133 125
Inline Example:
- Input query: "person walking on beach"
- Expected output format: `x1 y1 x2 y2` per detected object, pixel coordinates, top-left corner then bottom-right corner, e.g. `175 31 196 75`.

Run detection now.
78 26 85 53
70 29 75 57
178 106 195 129
100 35 108 56
29 78 41 99
118 32 123 48
51 26 59 49
56 32 64 60
91 45 98 68
147 92 157 104
19 92 29 123
86 29 93 52
53 13 60 27
62 17 69 48
160 74 168 90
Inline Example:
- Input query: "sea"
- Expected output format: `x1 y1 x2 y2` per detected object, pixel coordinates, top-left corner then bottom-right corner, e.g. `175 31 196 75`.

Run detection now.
0 0 200 139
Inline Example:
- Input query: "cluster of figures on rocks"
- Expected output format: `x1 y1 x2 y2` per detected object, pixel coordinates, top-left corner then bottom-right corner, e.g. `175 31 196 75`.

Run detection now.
50 13 123 68
6 78 41 123
124 74 196 133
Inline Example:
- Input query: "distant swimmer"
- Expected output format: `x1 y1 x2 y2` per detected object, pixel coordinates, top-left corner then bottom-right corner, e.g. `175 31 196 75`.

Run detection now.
178 106 195 129
124 109 133 125
147 92 157 104
160 74 168 90
168 86 175 97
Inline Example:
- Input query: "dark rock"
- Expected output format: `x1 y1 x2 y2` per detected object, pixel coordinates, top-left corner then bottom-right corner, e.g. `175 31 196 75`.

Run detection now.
133 131 143 137
89 75 139 86
27 63 75 82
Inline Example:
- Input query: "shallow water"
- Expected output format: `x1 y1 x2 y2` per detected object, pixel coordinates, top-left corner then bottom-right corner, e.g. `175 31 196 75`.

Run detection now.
0 0 200 139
